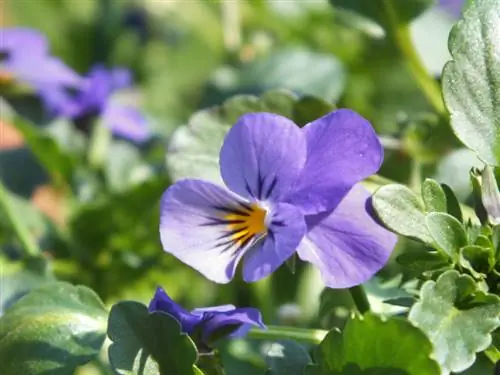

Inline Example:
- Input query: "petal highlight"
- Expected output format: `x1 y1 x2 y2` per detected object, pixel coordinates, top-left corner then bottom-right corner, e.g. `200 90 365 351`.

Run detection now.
297 184 397 288
286 109 383 214
243 203 306 282
160 179 263 283
219 113 306 202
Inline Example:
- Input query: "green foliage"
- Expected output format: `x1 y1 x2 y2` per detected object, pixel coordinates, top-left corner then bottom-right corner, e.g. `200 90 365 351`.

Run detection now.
329 0 435 30
0 282 107 375
308 314 440 374
422 179 447 213
409 270 500 374
263 340 311 375
442 0 500 166
107 301 199 375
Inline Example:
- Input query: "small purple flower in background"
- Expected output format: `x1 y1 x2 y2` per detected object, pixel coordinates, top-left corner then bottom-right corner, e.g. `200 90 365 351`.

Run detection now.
0 28 81 90
149 287 265 346
438 0 465 17
159 109 397 288
42 64 150 143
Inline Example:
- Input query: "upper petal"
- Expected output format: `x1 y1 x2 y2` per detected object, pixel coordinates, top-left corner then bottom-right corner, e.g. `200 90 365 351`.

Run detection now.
160 179 261 283
243 202 306 282
286 109 383 214
148 287 202 334
219 113 306 202
296 184 397 288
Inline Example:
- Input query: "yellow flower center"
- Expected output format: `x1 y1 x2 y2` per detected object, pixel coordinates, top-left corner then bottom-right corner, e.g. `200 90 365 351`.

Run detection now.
0 70 14 86
224 204 267 245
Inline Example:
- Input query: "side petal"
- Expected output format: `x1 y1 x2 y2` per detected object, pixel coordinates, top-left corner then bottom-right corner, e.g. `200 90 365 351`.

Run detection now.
243 203 306 282
148 287 202 334
1 28 48 57
200 307 266 342
297 184 397 288
160 179 257 284
219 113 306 201
286 109 383 214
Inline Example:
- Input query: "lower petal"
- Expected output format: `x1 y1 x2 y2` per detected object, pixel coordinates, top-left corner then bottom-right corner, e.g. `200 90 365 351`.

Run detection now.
243 203 306 282
200 307 266 342
297 184 397 288
102 104 150 143
160 179 257 284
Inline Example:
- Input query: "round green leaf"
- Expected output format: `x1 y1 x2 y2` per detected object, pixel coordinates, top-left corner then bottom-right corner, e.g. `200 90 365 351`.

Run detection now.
0 256 54 312
263 340 311 375
442 0 500 166
409 270 500 374
0 282 107 375
313 314 440 374
422 178 447 213
372 184 433 243
107 301 199 375
239 48 345 102
425 212 468 259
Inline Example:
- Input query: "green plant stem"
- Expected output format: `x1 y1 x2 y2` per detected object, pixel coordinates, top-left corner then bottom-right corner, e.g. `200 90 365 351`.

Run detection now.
248 325 327 345
0 181 40 257
383 4 447 117
349 285 371 314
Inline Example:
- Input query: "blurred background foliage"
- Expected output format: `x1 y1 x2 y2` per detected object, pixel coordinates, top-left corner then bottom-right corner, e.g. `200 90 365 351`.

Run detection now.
3 0 493 373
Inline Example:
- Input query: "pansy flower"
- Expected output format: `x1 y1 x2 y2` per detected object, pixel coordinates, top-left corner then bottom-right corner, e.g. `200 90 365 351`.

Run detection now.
0 28 81 90
42 64 150 143
149 286 265 346
159 110 397 288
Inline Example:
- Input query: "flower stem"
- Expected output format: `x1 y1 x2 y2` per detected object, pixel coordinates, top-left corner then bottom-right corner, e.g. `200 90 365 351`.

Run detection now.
349 285 370 314
0 181 40 257
248 325 327 345
383 4 447 117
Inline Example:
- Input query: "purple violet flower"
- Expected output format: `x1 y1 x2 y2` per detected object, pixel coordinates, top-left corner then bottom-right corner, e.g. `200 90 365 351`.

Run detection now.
159 110 398 288
42 64 150 143
0 28 82 90
149 286 265 345
438 0 465 17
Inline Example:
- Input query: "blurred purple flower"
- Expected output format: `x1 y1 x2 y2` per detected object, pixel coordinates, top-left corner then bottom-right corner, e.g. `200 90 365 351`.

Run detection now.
159 110 397 288
438 0 465 17
0 28 81 89
149 286 265 345
42 64 150 143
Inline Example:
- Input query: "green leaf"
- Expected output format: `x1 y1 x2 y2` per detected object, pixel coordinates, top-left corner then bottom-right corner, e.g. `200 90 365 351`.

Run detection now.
409 270 500 374
372 184 433 243
442 0 500 166
396 250 450 275
329 0 434 29
0 282 107 375
459 245 495 276
107 301 199 375
312 314 440 374
0 256 55 312
293 96 335 126
239 48 345 102
440 183 463 222
263 340 311 375
3 101 77 185
422 179 447 213
425 212 468 259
